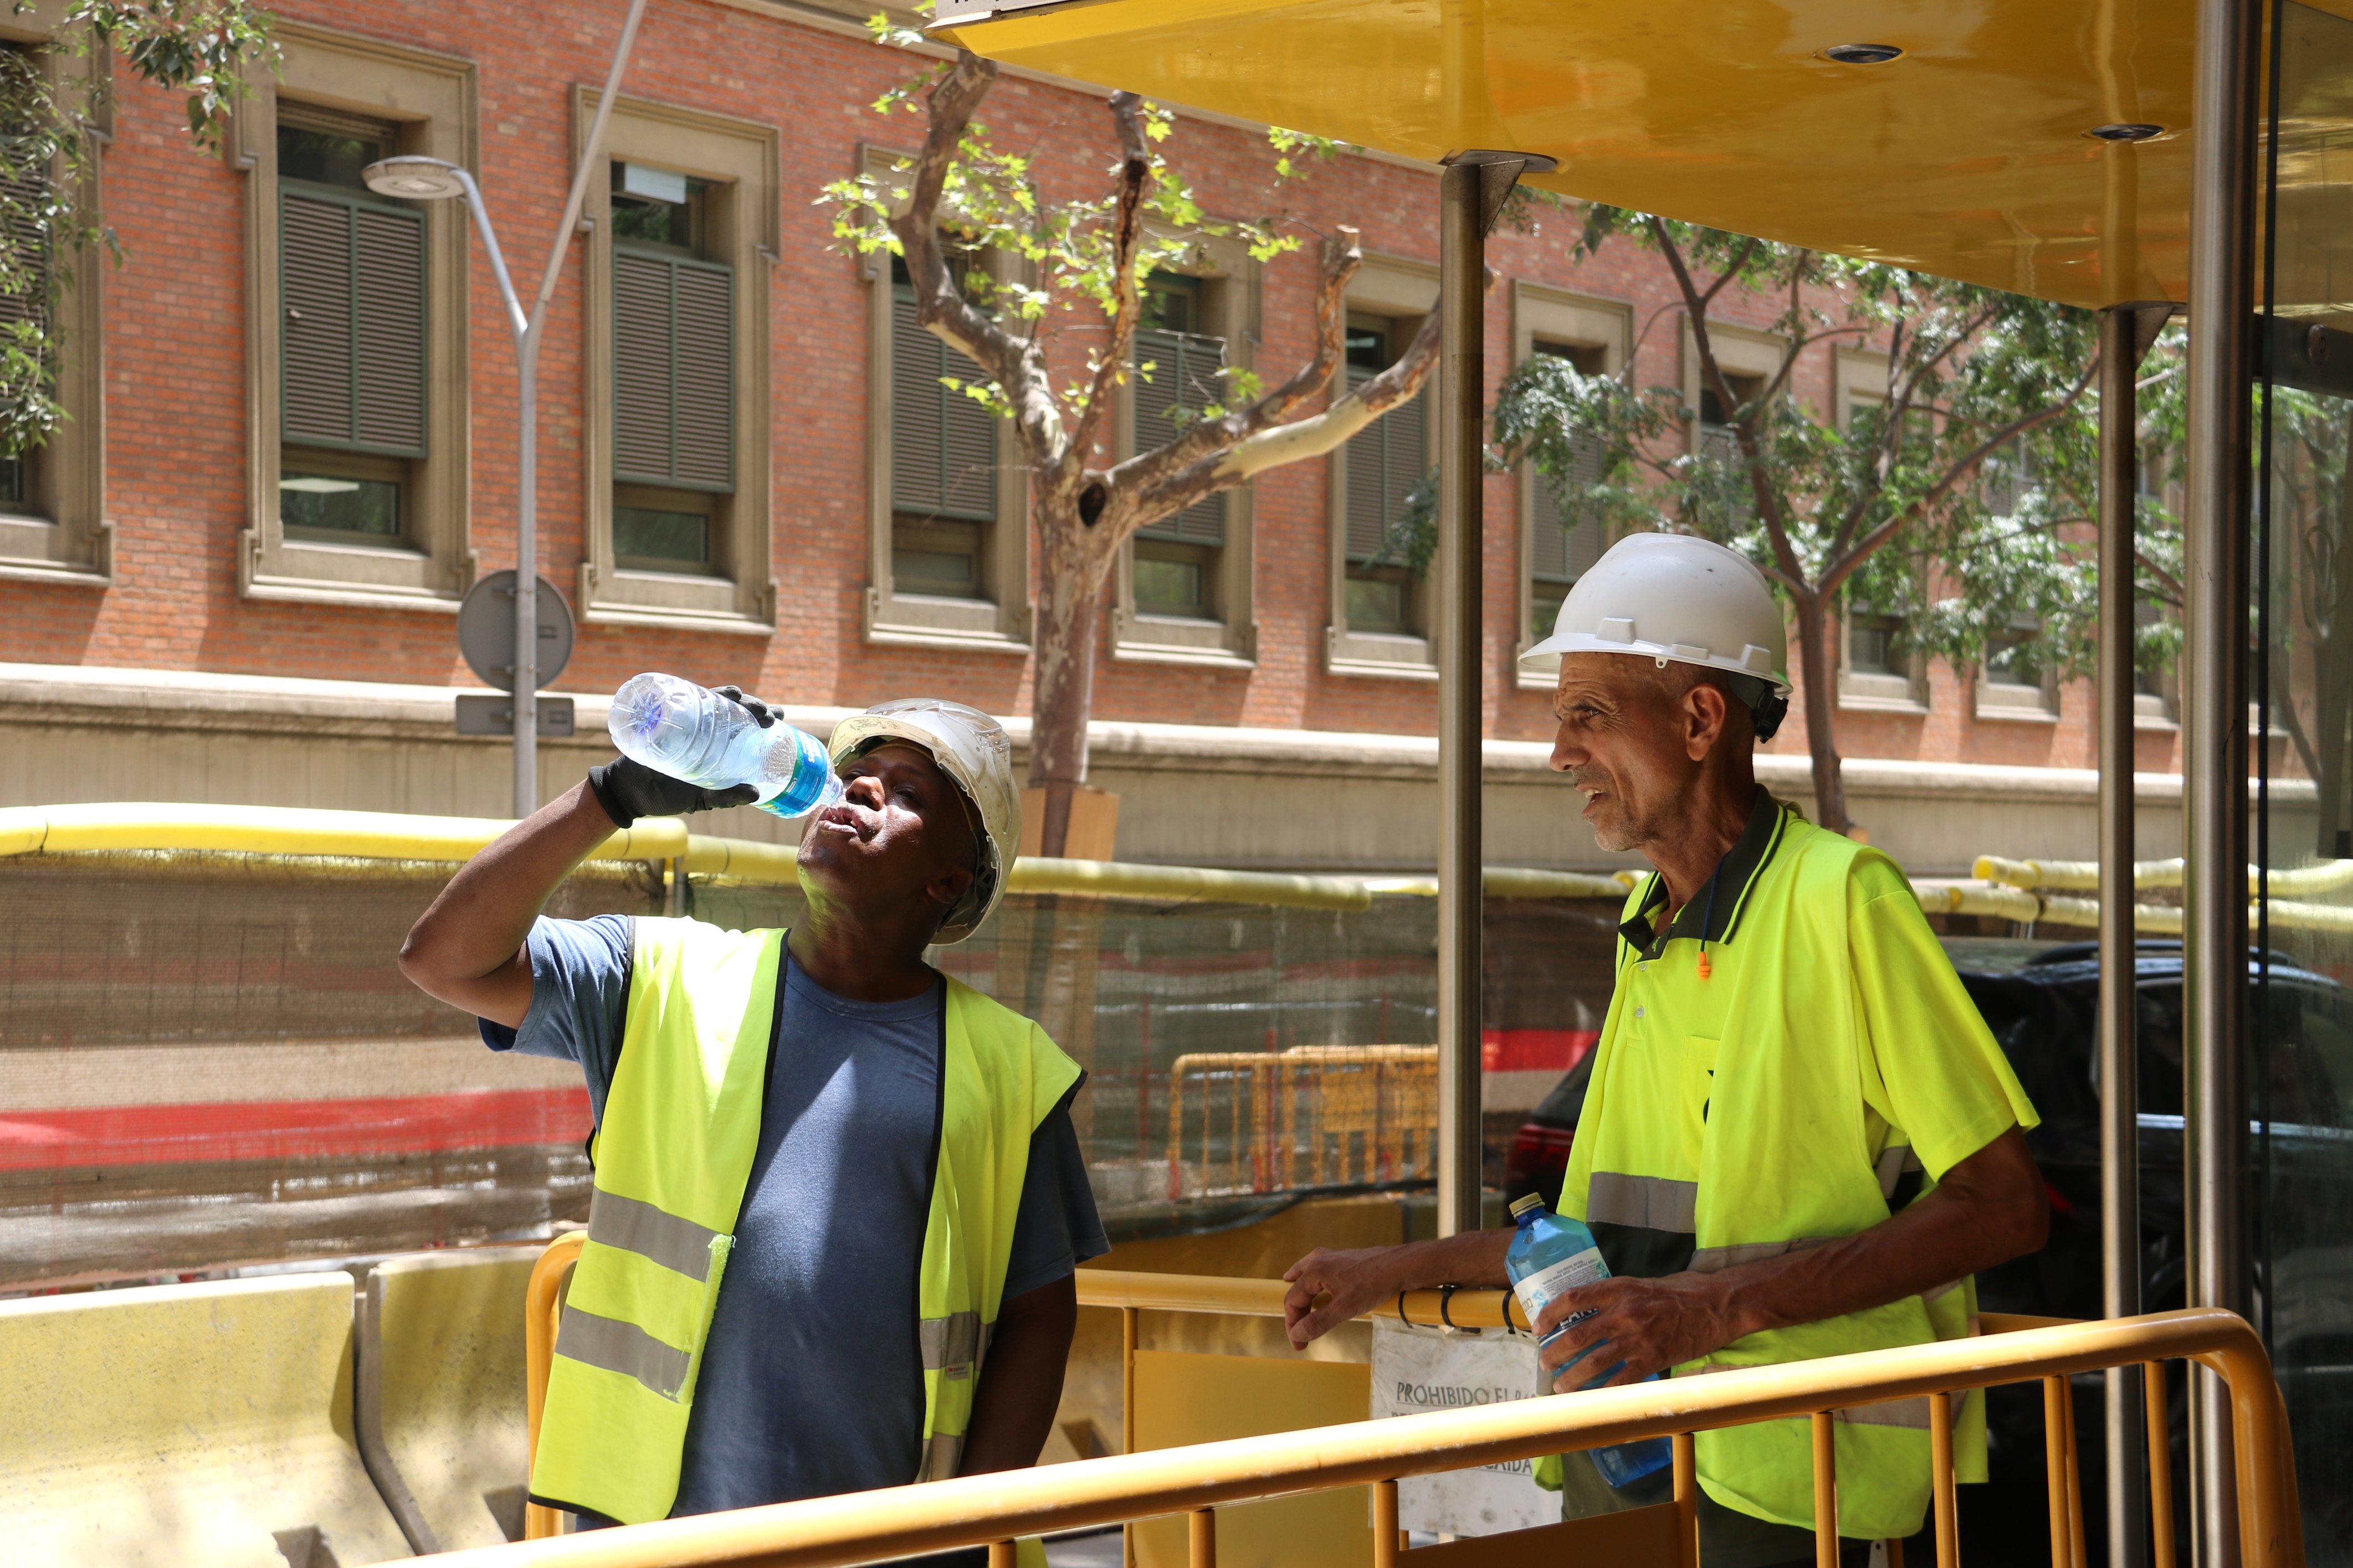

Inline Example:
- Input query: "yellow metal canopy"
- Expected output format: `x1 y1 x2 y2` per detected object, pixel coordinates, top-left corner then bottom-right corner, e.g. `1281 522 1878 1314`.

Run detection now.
937 0 2199 309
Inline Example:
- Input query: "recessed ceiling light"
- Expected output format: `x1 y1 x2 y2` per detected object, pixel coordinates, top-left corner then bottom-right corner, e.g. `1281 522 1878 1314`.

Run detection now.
1819 43 1904 64
2085 122 2168 142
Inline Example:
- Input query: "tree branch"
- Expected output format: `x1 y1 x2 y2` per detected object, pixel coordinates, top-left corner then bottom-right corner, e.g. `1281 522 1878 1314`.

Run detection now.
1113 227 1361 517
890 52 1068 474
1652 215 1803 587
1065 89 1155 491
1821 357 2100 595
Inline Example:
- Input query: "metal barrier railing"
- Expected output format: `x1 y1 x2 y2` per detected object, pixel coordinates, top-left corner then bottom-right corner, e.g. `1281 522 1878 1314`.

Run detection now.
514 1242 2296 1568
1163 1045 1437 1199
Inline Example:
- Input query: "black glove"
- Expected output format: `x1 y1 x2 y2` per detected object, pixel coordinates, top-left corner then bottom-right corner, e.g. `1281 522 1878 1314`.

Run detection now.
588 684 776 827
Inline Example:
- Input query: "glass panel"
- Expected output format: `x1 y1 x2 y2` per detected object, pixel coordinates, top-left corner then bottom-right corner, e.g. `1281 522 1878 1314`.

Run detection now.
2258 8 2353 1555
279 470 398 537
614 505 710 569
276 124 386 191
893 515 983 598
1134 541 1210 618
1345 570 1408 634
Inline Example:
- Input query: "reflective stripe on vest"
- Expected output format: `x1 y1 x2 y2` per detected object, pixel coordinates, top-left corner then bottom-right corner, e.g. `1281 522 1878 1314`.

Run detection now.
1560 807 2013 1541
529 919 1081 1524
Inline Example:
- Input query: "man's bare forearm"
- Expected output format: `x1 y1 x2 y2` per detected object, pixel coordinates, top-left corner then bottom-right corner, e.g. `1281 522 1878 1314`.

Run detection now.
1529 1126 2049 1385
398 782 618 1025
960 1275 1076 1474
1700 1127 2047 1342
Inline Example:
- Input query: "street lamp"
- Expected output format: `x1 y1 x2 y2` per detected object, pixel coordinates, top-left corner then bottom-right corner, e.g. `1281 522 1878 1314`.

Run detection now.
358 0 650 819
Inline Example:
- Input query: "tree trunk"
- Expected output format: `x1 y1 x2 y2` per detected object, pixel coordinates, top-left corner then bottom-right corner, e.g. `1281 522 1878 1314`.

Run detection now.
1788 590 1852 835
1028 498 1105 858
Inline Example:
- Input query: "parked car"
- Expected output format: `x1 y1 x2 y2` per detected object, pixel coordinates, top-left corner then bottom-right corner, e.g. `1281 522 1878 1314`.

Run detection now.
1498 937 2353 1564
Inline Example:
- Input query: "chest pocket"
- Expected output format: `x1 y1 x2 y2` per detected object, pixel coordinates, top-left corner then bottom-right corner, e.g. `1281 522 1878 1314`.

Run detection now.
1685 1035 1720 1133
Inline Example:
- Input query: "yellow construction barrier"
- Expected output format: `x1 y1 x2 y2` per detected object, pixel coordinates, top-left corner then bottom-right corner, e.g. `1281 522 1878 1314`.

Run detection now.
0 1273 413 1566
1165 1046 1438 1198
499 1248 2294 1568
360 1249 542 1554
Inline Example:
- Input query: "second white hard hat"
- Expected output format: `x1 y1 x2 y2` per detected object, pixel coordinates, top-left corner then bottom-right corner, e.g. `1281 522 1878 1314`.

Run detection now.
1520 531 1790 695
828 698 1018 943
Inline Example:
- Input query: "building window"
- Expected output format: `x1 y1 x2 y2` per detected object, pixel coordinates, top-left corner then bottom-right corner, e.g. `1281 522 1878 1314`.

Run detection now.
609 161 731 578
1324 255 1439 680
0 30 106 587
1526 340 1607 640
1130 274 1226 621
1978 615 2060 720
276 107 427 545
577 93 777 634
1694 370 1764 526
236 23 476 610
1340 313 1428 636
889 252 996 600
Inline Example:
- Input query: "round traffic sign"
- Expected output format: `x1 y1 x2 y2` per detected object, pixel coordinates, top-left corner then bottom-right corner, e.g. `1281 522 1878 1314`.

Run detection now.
458 571 575 692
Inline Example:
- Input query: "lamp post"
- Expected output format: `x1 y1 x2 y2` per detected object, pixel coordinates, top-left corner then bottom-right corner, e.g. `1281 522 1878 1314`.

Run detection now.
362 0 650 818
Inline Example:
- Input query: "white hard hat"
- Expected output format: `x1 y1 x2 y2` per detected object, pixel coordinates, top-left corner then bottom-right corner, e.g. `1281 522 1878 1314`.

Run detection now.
828 698 1017 943
1521 531 1791 695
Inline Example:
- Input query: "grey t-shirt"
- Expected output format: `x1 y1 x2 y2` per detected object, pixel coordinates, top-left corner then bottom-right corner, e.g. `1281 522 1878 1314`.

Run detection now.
483 914 1107 1515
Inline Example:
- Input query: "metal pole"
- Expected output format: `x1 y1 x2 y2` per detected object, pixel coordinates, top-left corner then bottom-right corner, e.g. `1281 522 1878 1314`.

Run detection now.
509 0 651 817
2099 302 2159 1568
2182 0 2259 1551
1434 152 1548 1236
1435 158 1486 1237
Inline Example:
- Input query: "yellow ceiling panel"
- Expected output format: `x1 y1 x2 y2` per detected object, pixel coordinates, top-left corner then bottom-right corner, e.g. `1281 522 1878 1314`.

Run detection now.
939 0 2198 309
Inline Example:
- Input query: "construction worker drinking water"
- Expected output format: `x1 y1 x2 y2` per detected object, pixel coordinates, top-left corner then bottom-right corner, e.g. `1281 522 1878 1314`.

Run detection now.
400 693 1105 1531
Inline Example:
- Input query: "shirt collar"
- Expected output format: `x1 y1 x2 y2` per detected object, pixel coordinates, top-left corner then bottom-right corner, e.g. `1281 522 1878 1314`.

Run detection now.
1618 790 1790 959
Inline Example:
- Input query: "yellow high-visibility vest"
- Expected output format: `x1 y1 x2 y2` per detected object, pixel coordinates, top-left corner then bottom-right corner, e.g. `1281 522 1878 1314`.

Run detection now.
530 918 1081 1524
1556 804 2036 1541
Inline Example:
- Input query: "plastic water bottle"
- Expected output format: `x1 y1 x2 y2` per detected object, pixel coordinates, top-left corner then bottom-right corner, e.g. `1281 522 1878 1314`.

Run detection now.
1505 1192 1673 1487
607 672 844 819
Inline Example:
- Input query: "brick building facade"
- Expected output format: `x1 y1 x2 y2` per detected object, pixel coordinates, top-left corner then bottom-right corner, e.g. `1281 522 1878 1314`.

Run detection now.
0 0 2180 873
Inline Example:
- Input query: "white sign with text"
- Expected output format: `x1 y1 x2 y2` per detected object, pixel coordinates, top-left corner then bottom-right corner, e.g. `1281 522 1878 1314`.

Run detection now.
1370 1318 1556 1535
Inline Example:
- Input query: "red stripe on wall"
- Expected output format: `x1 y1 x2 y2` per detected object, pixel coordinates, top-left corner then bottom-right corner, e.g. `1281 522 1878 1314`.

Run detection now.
0 1088 593 1171
1480 1028 1600 1073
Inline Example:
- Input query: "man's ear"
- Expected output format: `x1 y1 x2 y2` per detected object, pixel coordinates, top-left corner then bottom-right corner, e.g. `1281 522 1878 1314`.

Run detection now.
926 861 976 913
1684 681 1731 760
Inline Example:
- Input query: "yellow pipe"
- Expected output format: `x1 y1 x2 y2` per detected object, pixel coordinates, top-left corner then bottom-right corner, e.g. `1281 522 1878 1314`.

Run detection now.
440 1308 2299 1568
0 802 689 864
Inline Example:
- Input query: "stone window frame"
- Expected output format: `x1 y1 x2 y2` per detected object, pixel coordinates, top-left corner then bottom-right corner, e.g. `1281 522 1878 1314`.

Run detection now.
1325 251 1439 682
1510 282 1631 691
857 144 1032 656
1680 315 1785 451
232 22 475 611
0 7 106 589
576 89 777 635
1832 349 1930 714
1109 234 1260 670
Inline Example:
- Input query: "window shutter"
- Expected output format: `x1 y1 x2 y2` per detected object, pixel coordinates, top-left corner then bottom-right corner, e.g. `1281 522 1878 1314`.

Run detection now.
0 158 49 339
613 251 734 491
1531 430 1607 583
1344 366 1426 562
890 287 996 521
281 191 424 457
352 209 425 453
1133 326 1226 546
612 254 672 481
672 263 733 490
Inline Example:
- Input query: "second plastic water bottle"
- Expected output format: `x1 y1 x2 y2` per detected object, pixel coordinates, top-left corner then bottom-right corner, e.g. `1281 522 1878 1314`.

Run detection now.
607 672 845 819
1504 1192 1673 1487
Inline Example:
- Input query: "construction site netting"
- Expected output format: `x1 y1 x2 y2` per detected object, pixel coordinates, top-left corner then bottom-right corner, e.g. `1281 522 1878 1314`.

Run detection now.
0 850 1623 1291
